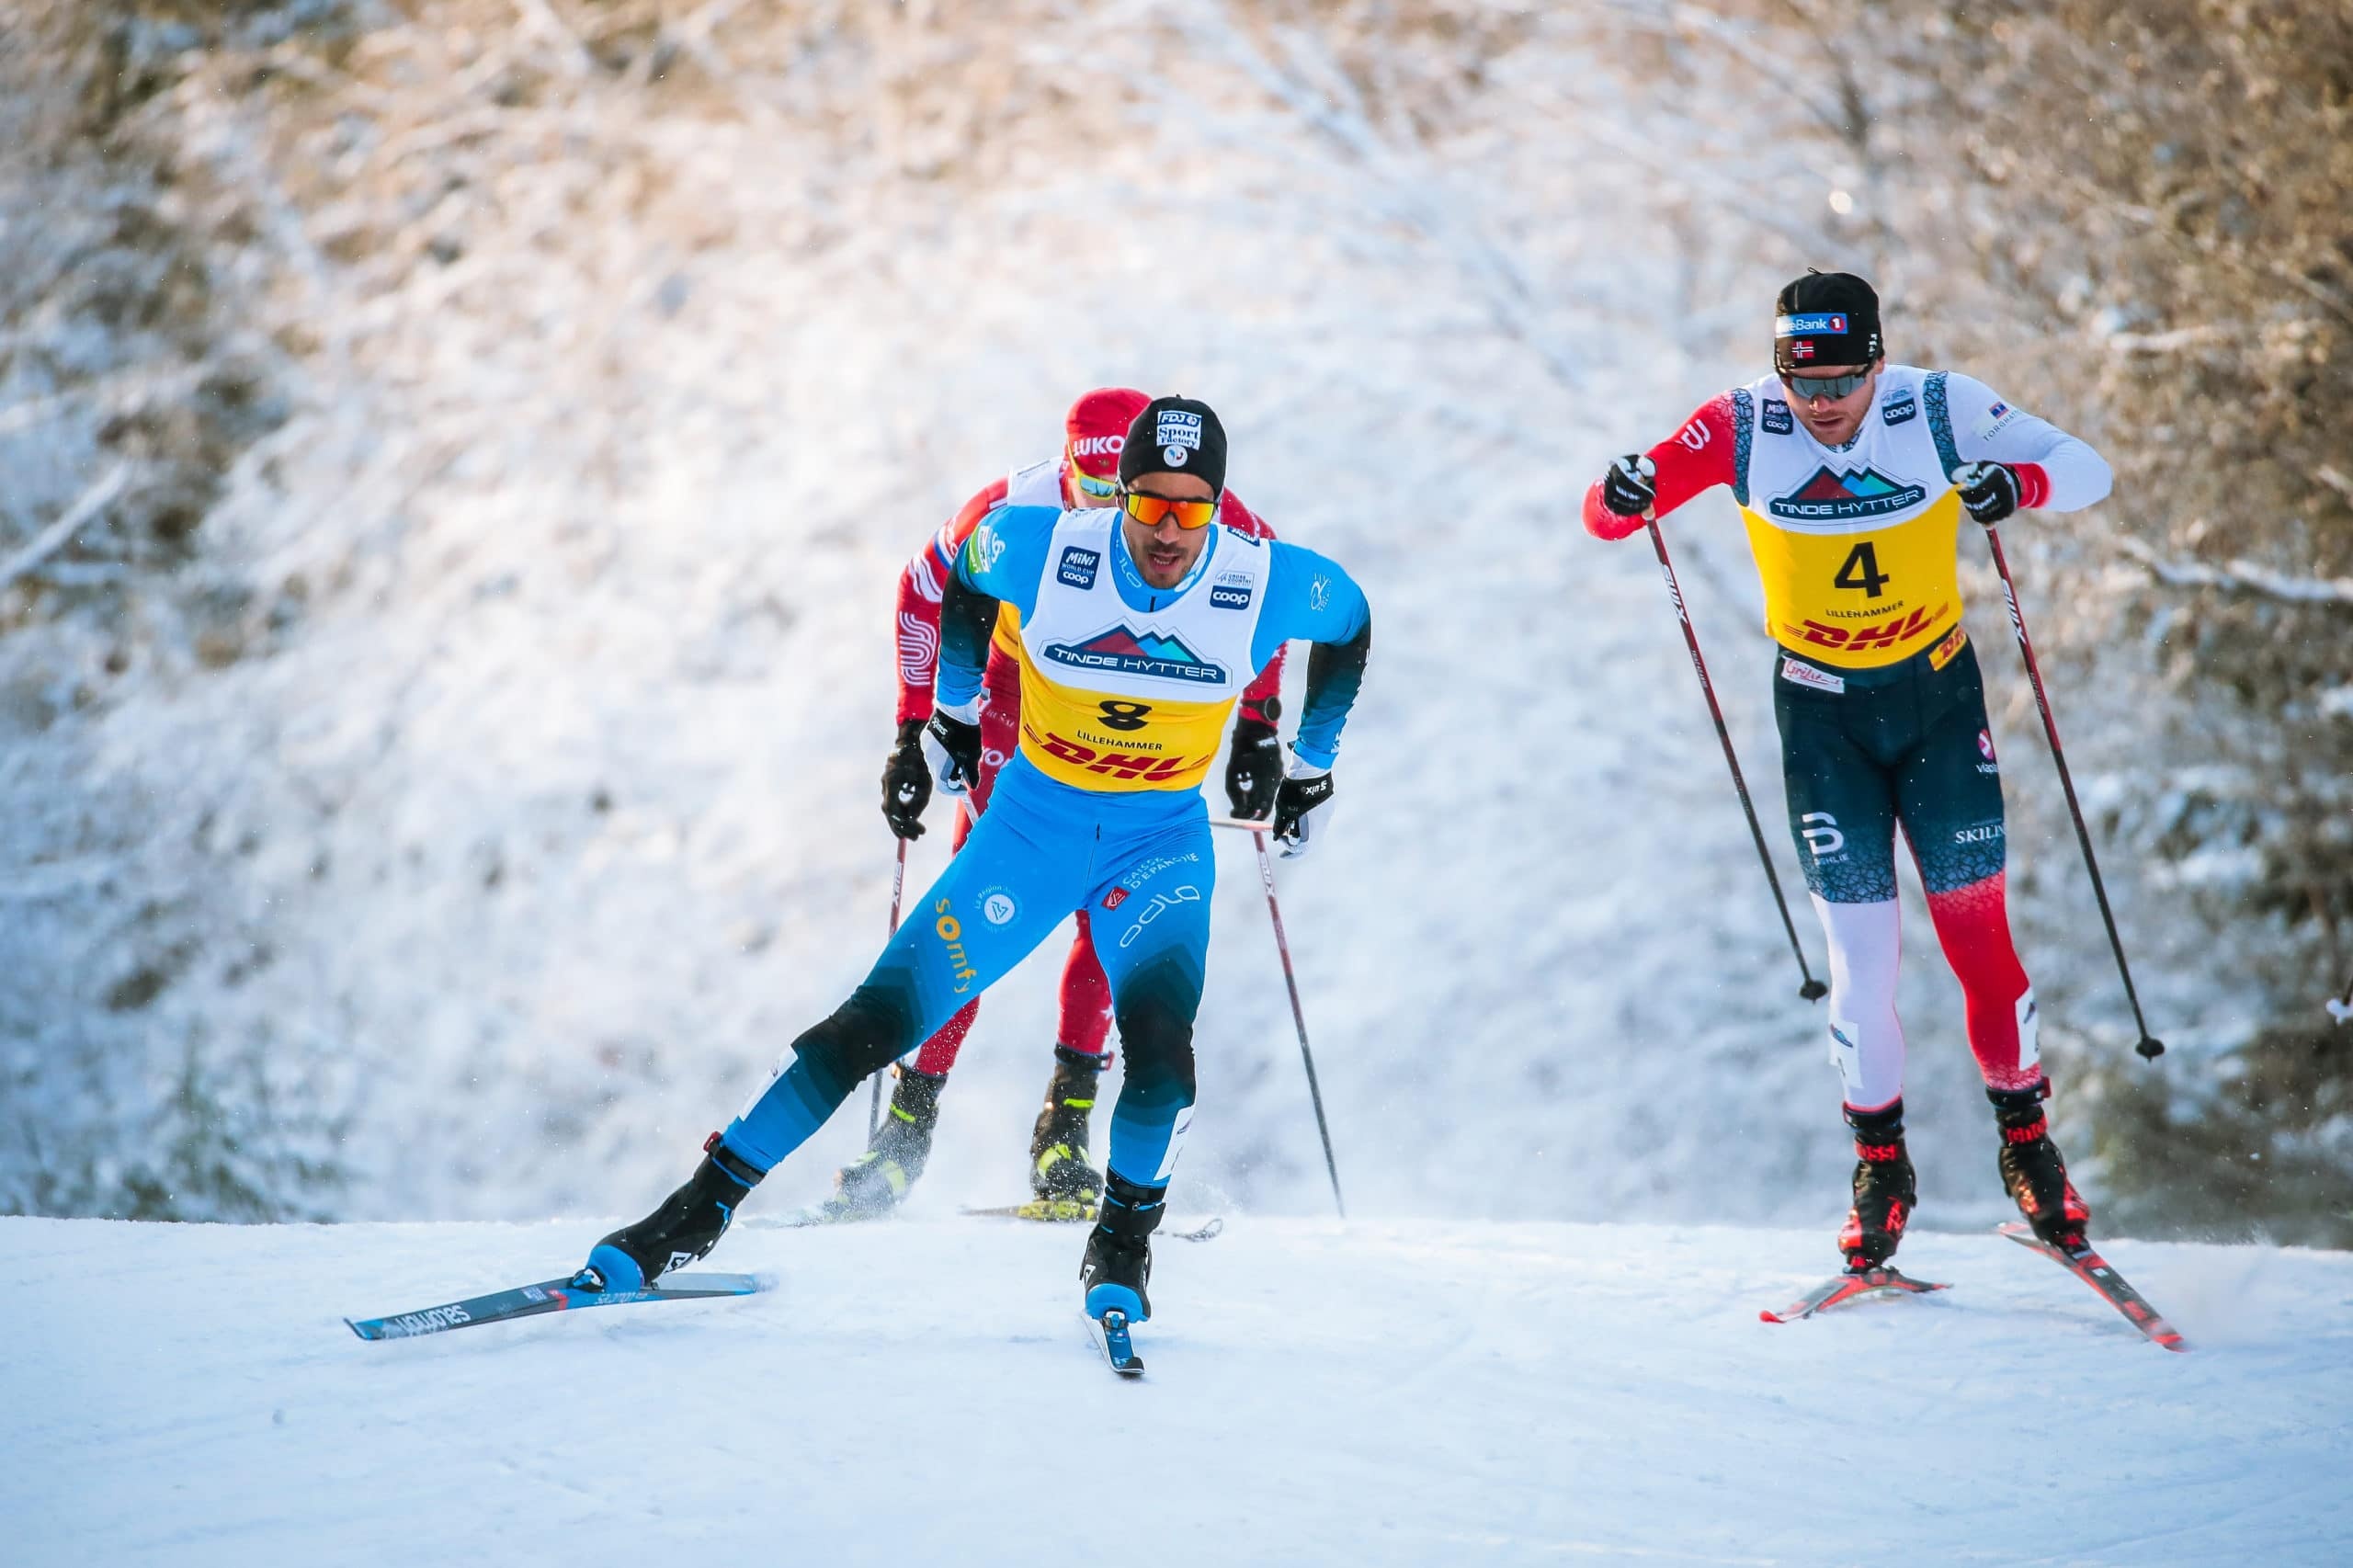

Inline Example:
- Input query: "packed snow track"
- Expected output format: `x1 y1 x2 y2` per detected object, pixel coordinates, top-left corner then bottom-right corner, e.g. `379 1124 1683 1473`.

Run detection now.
6 1217 2348 1565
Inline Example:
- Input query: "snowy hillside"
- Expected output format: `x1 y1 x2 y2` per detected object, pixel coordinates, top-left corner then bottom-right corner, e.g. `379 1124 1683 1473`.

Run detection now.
7 1214 2350 1566
5 0 2191 1235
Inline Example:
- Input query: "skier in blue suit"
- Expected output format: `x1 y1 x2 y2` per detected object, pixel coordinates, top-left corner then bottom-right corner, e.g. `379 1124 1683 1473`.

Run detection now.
577 396 1371 1325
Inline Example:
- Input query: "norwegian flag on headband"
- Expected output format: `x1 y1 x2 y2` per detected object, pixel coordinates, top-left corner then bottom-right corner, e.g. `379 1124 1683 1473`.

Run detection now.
1790 341 1817 359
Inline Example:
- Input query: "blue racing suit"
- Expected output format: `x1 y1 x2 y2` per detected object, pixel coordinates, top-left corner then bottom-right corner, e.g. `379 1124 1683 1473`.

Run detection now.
719 505 1370 1195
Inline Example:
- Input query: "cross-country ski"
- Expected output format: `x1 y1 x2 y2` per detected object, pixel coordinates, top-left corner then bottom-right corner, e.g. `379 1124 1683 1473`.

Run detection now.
1760 1265 1949 1324
1998 1222 2189 1352
963 1203 1225 1242
346 1272 763 1341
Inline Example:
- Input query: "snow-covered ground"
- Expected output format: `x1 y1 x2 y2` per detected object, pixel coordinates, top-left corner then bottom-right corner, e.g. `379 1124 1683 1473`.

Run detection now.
7 1214 2349 1566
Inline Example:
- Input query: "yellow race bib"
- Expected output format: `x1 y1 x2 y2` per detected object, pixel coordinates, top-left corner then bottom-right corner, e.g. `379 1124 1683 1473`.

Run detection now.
1016 659 1232 790
1740 490 1962 668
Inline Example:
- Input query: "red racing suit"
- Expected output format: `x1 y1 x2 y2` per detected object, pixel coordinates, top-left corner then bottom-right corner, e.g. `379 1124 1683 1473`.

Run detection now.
892 456 1286 1074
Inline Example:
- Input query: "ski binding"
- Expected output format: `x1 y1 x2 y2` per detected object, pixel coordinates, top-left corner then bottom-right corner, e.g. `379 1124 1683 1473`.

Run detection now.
1762 1265 1949 1324
1086 1308 1145 1377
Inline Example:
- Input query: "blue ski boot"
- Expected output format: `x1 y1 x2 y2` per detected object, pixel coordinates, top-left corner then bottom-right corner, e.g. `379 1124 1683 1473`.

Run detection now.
576 1133 763 1291
1079 1172 1165 1324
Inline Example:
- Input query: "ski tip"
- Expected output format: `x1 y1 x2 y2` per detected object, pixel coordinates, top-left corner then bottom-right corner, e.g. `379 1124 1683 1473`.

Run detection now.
345 1317 378 1341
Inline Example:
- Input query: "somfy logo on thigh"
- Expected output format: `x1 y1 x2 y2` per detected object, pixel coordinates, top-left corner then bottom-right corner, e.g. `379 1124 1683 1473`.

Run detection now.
1118 884 1200 948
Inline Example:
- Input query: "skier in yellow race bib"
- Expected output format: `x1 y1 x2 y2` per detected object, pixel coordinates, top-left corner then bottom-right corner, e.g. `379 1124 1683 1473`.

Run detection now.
1582 271 2113 1274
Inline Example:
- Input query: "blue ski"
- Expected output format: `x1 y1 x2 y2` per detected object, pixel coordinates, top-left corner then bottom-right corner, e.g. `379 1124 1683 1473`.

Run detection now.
1084 1308 1145 1378
347 1272 762 1341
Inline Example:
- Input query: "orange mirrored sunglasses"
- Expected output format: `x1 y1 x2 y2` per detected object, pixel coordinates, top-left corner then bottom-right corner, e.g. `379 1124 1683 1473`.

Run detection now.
1120 491 1219 530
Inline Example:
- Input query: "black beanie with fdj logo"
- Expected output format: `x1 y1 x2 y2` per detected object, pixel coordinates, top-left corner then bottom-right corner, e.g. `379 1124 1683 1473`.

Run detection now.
1120 396 1227 495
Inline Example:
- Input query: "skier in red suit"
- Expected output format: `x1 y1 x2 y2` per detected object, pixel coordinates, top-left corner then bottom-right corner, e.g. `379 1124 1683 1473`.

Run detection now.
823 388 1289 1219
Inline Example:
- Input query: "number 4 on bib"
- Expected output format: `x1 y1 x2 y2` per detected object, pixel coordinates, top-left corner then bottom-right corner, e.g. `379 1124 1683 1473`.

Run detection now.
1834 540 1891 598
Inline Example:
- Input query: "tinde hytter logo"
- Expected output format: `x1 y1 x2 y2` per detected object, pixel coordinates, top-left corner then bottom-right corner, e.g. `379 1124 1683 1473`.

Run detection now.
1043 626 1228 685
1769 465 1929 521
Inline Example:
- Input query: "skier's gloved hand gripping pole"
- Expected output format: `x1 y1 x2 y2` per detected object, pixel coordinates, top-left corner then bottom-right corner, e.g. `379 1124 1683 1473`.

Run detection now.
873 724 930 1135
1605 457 1827 1003
1223 703 1283 821
1970 479 2165 1061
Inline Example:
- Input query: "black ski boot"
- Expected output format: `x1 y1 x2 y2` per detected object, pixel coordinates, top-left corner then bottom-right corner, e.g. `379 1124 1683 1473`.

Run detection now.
1991 1081 2092 1253
1837 1100 1916 1271
579 1132 764 1291
1028 1044 1108 1219
1079 1171 1165 1324
825 1064 946 1221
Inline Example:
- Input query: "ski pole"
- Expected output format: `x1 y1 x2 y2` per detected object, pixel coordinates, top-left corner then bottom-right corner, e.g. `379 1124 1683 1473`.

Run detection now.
1983 523 2165 1061
1249 828 1346 1219
870 837 910 1140
1645 515 1829 1002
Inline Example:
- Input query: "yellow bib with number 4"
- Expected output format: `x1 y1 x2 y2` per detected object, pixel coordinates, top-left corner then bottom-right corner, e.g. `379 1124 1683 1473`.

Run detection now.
1733 367 1968 670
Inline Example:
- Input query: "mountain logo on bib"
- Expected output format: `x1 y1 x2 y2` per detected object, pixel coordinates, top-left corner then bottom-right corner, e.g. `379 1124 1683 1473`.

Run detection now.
1769 465 1929 521
1044 625 1229 685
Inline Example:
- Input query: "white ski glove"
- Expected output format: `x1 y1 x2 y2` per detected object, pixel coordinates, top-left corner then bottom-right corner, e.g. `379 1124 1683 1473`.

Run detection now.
924 698 983 797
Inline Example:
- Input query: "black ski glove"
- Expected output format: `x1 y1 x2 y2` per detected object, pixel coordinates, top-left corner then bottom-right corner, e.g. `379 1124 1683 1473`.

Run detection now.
923 707 983 798
1223 709 1283 821
1951 460 2022 526
1600 452 1657 517
881 719 932 840
1270 760 1336 860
